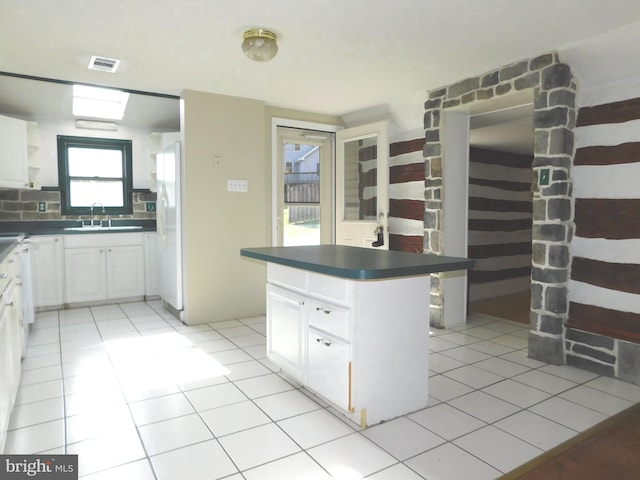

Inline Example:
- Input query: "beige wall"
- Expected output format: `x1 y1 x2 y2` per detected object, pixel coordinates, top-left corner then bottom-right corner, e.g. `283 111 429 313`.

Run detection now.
181 90 268 324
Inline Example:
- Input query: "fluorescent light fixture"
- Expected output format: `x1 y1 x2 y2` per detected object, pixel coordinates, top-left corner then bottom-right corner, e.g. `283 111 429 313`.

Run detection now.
72 85 129 120
75 120 118 131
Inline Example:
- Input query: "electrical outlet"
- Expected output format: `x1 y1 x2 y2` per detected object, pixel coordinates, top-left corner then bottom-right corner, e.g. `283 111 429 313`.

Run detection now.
38 201 46 212
146 202 156 212
227 179 248 192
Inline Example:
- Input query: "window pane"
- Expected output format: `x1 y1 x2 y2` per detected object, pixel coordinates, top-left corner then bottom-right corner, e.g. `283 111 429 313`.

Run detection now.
283 206 320 246
343 136 377 221
69 180 124 207
68 147 123 177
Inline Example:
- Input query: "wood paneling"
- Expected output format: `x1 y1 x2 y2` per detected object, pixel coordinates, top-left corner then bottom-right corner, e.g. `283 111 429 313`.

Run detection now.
469 177 532 192
390 163 424 184
574 142 640 166
469 147 533 168
577 97 640 127
468 218 532 232
575 199 640 239
469 197 532 213
468 242 532 259
389 199 424 221
571 257 640 295
569 302 640 343
389 138 424 157
389 234 423 253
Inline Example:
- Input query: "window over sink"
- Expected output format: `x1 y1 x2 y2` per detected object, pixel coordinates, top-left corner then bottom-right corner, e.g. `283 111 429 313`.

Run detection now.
57 135 133 215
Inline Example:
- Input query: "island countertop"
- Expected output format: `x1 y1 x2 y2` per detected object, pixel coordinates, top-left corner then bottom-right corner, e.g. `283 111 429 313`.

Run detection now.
240 245 474 280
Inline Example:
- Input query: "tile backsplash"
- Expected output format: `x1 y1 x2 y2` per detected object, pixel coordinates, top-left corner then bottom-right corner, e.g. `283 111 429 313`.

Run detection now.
0 188 156 221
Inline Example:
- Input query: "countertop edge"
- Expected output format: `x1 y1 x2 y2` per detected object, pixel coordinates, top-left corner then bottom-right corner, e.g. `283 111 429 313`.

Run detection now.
240 246 474 280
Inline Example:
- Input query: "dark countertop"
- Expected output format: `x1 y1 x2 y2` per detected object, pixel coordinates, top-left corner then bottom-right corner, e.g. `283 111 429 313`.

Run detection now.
241 245 474 280
0 220 156 236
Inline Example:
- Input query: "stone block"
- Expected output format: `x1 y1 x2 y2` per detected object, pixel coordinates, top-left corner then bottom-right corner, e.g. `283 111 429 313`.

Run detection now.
565 327 615 349
528 332 564 364
549 128 574 155
539 314 564 335
533 130 549 155
549 89 576 108
429 88 446 99
542 181 571 197
515 72 540 90
534 107 569 129
477 88 494 100
573 344 616 364
425 129 439 142
0 190 20 201
542 63 572 89
533 223 566 242
423 210 438 229
531 242 546 266
618 341 640 385
496 83 512 96
532 198 546 222
461 92 476 104
548 198 572 221
423 112 432 129
424 98 442 110
532 266 568 285
423 143 441 158
530 54 555 71
443 99 460 109
566 354 615 376
534 91 548 109
448 77 480 98
548 244 569 268
531 282 544 310
481 71 499 88
544 284 569 313
533 155 571 169
432 110 441 127
431 157 442 177
500 61 528 81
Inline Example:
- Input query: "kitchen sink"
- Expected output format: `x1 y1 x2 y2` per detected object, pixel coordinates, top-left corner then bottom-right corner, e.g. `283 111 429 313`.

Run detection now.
63 225 143 232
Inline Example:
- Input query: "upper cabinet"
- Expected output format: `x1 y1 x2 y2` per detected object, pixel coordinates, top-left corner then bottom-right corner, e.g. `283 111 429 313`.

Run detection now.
0 114 39 189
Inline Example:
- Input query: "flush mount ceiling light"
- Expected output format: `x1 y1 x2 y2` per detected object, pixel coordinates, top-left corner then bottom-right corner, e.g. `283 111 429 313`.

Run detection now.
242 29 278 62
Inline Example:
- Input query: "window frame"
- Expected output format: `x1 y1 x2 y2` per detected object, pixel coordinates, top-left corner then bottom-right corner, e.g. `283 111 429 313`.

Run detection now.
57 135 133 216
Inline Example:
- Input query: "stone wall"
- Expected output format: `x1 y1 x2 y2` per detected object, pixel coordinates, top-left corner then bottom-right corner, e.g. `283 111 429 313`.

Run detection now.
423 53 577 365
0 188 156 221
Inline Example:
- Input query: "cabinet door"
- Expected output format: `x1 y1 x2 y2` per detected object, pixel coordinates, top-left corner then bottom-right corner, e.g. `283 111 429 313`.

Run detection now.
31 236 65 307
106 246 145 299
64 248 106 303
266 284 306 382
0 115 29 189
308 327 351 411
144 233 161 296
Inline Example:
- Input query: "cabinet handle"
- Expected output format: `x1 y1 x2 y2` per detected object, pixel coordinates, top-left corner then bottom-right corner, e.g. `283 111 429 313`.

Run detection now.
315 337 332 347
315 307 332 314
99 249 104 253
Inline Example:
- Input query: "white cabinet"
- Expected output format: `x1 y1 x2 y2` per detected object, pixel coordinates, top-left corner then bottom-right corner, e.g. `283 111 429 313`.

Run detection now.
106 245 145 299
30 236 65 309
0 250 23 453
64 233 145 305
267 284 306 382
266 263 430 427
0 114 29 189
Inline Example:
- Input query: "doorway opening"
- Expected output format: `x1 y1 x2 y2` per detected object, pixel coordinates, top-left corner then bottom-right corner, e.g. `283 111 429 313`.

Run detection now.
466 102 534 324
274 125 335 246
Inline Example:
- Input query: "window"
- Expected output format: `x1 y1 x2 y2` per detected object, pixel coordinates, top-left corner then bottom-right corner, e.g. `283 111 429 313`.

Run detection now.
57 135 133 215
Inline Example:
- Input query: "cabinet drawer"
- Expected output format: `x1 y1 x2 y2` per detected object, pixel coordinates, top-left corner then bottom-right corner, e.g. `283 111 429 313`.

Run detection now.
267 263 306 293
308 299 350 340
308 271 350 306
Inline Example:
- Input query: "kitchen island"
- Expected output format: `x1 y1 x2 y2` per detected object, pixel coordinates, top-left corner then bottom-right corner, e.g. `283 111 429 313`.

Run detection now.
241 245 473 427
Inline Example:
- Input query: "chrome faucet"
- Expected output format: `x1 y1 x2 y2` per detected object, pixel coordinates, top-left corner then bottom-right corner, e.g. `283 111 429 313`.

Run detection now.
91 202 105 226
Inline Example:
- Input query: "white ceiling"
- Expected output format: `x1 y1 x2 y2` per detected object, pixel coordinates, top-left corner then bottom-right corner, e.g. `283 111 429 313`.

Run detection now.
1 0 640 143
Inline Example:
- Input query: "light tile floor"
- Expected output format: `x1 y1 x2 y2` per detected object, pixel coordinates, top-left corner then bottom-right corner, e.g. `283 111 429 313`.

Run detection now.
6 300 640 479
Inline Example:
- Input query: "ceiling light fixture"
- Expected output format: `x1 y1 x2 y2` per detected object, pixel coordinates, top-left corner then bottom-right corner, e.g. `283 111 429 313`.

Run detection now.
242 29 278 62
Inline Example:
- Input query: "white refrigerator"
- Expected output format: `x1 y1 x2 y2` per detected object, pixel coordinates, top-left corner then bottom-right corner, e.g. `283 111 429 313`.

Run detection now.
156 140 183 318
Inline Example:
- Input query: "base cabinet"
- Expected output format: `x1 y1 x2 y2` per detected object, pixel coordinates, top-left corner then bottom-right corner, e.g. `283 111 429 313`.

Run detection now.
266 263 430 427
31 236 65 308
64 234 145 305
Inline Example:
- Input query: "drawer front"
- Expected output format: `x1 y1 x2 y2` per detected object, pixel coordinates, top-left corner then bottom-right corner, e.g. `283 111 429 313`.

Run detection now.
267 263 307 294
308 299 350 340
308 328 351 411
308 271 350 306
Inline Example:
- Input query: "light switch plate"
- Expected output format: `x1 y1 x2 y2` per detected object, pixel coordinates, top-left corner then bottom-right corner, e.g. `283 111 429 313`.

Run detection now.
227 179 248 192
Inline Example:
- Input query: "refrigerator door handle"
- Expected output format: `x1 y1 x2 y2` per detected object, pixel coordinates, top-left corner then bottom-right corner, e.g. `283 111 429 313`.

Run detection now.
158 184 169 247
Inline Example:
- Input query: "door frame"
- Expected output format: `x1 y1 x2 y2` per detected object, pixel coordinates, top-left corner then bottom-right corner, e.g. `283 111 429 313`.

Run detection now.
271 118 340 246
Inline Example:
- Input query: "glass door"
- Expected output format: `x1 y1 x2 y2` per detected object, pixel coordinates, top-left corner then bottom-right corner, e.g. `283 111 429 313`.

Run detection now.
276 127 334 246
335 121 389 249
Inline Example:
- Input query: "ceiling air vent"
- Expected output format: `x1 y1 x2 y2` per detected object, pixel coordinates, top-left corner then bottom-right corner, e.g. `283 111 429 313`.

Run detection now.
88 55 121 73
